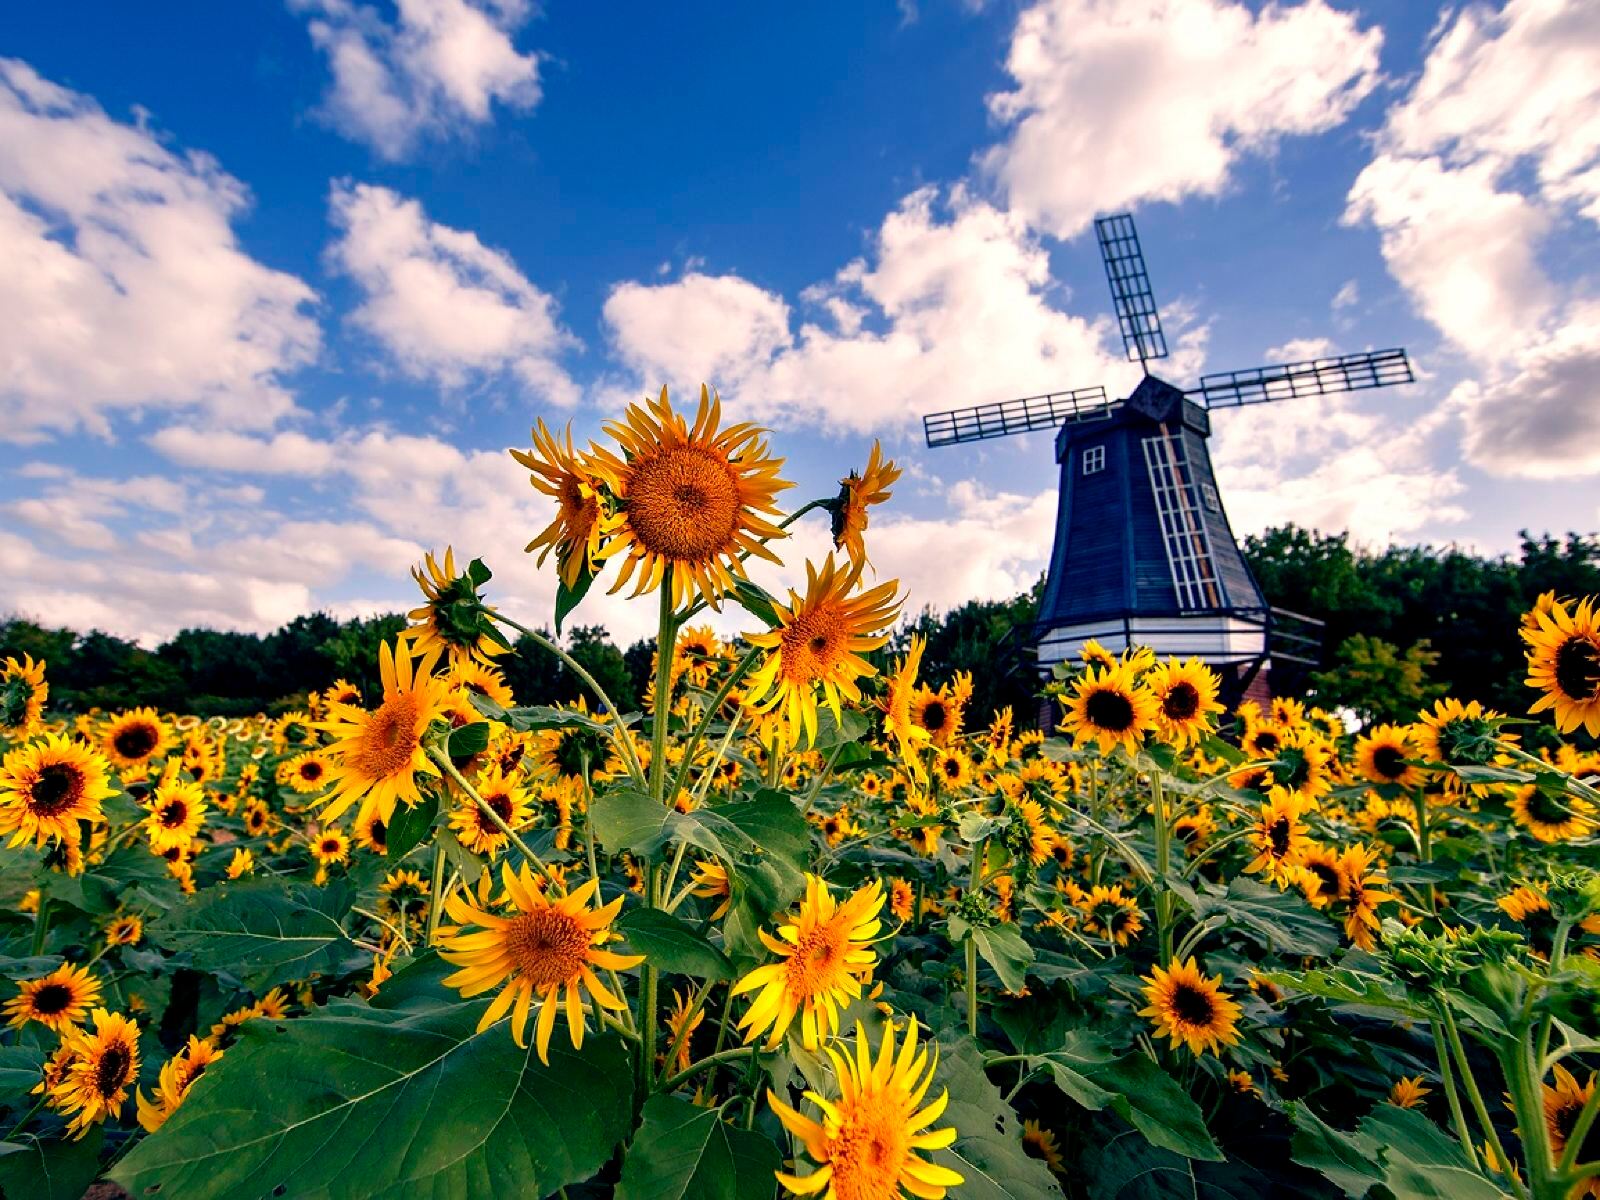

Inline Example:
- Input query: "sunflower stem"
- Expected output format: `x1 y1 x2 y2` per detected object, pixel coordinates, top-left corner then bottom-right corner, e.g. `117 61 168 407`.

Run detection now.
666 647 760 805
639 581 678 1106
1412 792 1437 916
29 891 49 957
1430 1015 1480 1169
1534 920 1571 1073
799 743 846 817
1151 768 1175 969
1506 1037 1560 1198
965 932 979 1039
424 841 447 947
658 1045 758 1094
654 976 717 1088
1439 1000 1527 1200
427 749 547 874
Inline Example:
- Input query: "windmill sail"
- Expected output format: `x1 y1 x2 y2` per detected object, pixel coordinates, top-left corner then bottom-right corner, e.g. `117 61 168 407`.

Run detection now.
1189 348 1412 409
1095 213 1168 367
922 385 1111 447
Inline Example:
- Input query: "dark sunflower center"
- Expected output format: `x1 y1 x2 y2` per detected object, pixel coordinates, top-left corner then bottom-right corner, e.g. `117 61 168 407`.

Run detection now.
95 1044 133 1096
30 765 82 816
921 701 949 732
1555 1096 1600 1162
1525 788 1571 826
321 838 340 854
1172 983 1216 1026
1268 817 1291 856
1085 688 1135 731
1306 862 1342 897
33 983 73 1015
159 801 188 827
114 724 159 759
1372 744 1407 779
1253 730 1281 755
370 818 388 846
488 793 514 821
1554 636 1600 702
300 762 324 780
1162 682 1200 721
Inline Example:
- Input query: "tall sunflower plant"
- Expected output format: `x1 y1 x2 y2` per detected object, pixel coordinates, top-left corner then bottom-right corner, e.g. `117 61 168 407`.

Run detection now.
2 387 1599 1198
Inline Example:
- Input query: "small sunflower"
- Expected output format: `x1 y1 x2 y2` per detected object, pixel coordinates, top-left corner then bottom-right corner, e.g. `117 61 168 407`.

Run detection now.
447 765 533 855
689 859 733 919
311 827 350 867
0 652 48 734
1022 1118 1067 1176
1244 789 1310 887
908 674 971 750
660 988 706 1074
1060 662 1159 757
743 555 901 749
1331 843 1395 951
1139 957 1242 1058
402 547 507 667
324 678 363 708
104 913 143 947
1524 596 1600 736
437 863 643 1063
767 1017 963 1199
448 659 516 709
588 384 792 610
1354 724 1426 789
1144 657 1224 748
933 749 971 791
226 847 255 879
52 1008 142 1138
144 779 207 853
1076 883 1144 946
829 440 901 572
732 875 884 1050
882 635 933 780
137 1036 223 1133
283 751 332 794
5 962 101 1033
510 418 613 588
1543 1065 1600 1195
1389 1076 1431 1109
0 734 113 849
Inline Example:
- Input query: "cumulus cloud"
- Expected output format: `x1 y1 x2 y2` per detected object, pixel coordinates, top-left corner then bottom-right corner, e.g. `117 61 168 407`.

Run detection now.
0 59 320 441
980 0 1381 238
1263 336 1335 364
327 181 580 404
1344 0 1600 480
292 0 543 160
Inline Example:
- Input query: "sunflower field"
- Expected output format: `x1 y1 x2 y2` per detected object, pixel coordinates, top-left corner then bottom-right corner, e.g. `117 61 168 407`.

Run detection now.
2 386 1599 1200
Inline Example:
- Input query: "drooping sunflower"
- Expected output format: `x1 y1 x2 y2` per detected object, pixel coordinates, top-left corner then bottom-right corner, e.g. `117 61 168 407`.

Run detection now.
510 418 613 588
1523 596 1600 736
0 735 113 849
437 863 643 1063
661 988 706 1075
447 765 533 855
1022 1118 1067 1176
588 385 792 610
52 1008 142 1138
829 440 901 573
767 1017 963 1199
1388 1076 1431 1109
732 875 884 1050
689 859 733 919
882 635 932 780
0 653 48 734
144 779 207 854
1412 698 1508 770
1544 1065 1600 1196
1143 658 1224 748
136 1036 222 1133
1139 957 1242 1058
283 751 332 794
1353 724 1426 789
403 547 507 667
1508 783 1594 843
1059 662 1159 757
1244 789 1311 886
743 555 901 749
5 962 101 1033
318 639 453 826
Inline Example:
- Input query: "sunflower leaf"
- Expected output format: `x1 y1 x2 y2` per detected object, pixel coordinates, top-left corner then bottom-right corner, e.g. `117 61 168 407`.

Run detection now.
930 1037 1065 1199
1186 876 1342 958
729 577 780 628
446 720 491 759
0 1045 44 1106
615 1094 780 1200
617 907 734 980
970 922 1034 994
385 792 440 861
0 1127 104 1200
110 954 634 1200
1087 1053 1224 1162
555 564 596 634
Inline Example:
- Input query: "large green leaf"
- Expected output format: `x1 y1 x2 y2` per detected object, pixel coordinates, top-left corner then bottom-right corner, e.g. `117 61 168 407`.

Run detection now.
1288 1103 1385 1197
1289 1102 1510 1200
385 792 440 861
111 956 634 1199
969 923 1034 994
1185 876 1341 957
0 1128 103 1200
1089 1052 1224 1162
617 907 734 980
592 788 681 857
1033 1030 1118 1109
615 1094 780 1200
0 1046 43 1106
929 1039 1064 1199
150 877 361 990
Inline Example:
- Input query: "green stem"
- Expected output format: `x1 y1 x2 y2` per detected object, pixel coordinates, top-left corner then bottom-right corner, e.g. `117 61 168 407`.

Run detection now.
424 842 447 946
1152 769 1174 967
1412 793 1436 916
799 743 846 816
1506 1040 1557 1197
659 1046 757 1094
655 977 717 1086
666 647 760 804
965 934 979 1039
3 1095 46 1141
1535 921 1571 1072
1560 1085 1600 1174
1431 1017 1479 1168
30 893 50 957
638 581 677 1102
1439 1002 1526 1200
428 749 547 873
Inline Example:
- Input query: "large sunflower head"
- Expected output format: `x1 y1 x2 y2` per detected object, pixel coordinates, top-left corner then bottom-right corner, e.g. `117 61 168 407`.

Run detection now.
144 778 207 854
1354 724 1425 789
588 385 792 610
4 962 101 1033
767 1017 963 1200
317 639 453 826
732 874 884 1050
136 1035 223 1134
742 555 902 749
52 1007 142 1138
0 734 113 850
1144 657 1224 748
828 439 901 573
1244 788 1310 886
100 707 173 776
0 653 48 735
1060 662 1159 757
437 863 644 1063
1139 956 1242 1057
1412 698 1509 769
1524 596 1600 736
403 547 508 667
510 419 613 588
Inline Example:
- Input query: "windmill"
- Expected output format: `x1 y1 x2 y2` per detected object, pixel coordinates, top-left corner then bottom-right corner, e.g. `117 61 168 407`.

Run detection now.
922 212 1414 700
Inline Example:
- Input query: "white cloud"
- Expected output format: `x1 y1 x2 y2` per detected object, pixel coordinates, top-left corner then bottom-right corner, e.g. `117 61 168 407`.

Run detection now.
1345 0 1600 479
1332 280 1359 310
147 428 341 474
0 59 319 441
327 181 579 404
980 0 1381 238
292 0 542 160
1263 336 1335 364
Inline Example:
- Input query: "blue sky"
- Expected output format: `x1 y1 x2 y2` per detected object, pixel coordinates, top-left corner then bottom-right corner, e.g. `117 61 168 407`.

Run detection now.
2 0 1596 647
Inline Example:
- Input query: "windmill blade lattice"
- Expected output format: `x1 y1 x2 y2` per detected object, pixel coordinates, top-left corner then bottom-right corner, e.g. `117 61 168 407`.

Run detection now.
922 385 1111 448
1095 213 1168 367
1188 348 1413 409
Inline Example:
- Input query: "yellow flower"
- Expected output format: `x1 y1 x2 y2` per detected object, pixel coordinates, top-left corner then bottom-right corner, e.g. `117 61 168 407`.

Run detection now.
1139 957 1242 1058
0 653 48 734
830 440 900 572
136 1036 222 1133
226 847 255 879
283 751 332 794
144 778 207 853
402 546 507 667
1059 662 1159 757
447 765 533 856
732 875 884 1050
1076 883 1144 946
4 962 101 1033
1144 657 1224 748
510 418 612 588
1353 724 1425 789
767 1017 963 1199
51 1008 142 1138
689 859 733 919
661 988 706 1074
1543 1065 1599 1194
1508 783 1594 843
0 734 113 850
1022 1118 1067 1175
105 913 143 947
588 385 792 610
743 555 901 749
1523 595 1600 736
437 863 643 1063
1243 789 1311 887
1388 1075 1431 1108
882 635 933 780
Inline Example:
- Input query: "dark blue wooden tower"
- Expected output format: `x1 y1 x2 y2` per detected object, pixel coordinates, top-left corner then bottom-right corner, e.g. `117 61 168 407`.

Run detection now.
922 213 1415 695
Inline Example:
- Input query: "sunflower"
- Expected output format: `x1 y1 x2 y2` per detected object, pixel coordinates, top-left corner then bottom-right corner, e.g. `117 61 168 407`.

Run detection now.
689 859 733 919
437 864 643 1062
1354 724 1426 788
1060 662 1159 757
0 735 113 849
1389 1076 1431 1109
908 674 972 750
1509 784 1594 843
243 798 273 839
137 1036 223 1133
1240 719 1285 760
378 867 431 929
1080 639 1118 672
529 697 613 784
933 749 971 792
52 1008 142 1138
830 440 901 572
311 827 350 867
767 1017 963 1199
1173 806 1217 855
1144 658 1224 748
283 752 332 794
447 765 533 855
403 547 507 667
1139 957 1242 1058
1014 798 1058 867
1412 698 1508 770
324 678 363 708
661 988 705 1074
1332 844 1394 951
1258 727 1334 804
105 913 143 947
743 555 901 749
1544 1065 1600 1196
883 635 933 780
225 847 255 879
1523 597 1600 735
448 659 516 709
889 878 915 923
588 385 792 610
1076 883 1144 946
5 962 101 1033
510 418 612 588
318 639 453 826
1294 843 1346 909
0 653 48 734
1244 789 1310 887
983 707 1015 765
732 875 884 1050
1022 1118 1067 1176
144 779 207 853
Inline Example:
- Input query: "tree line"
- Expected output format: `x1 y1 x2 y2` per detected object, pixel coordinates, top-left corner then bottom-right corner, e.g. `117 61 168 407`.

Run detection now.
3 526 1594 732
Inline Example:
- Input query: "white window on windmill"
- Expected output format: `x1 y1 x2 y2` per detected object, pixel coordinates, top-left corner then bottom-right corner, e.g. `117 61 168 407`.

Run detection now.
1082 445 1105 475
